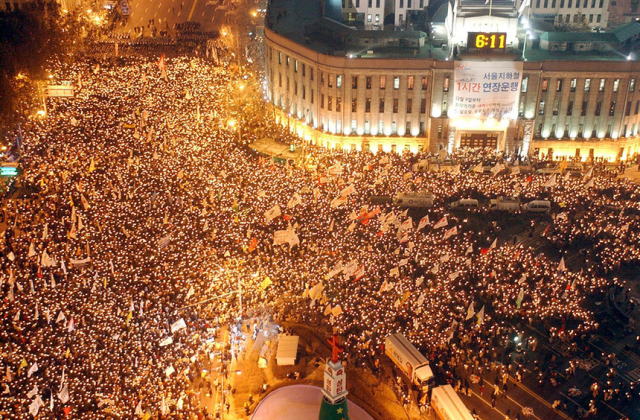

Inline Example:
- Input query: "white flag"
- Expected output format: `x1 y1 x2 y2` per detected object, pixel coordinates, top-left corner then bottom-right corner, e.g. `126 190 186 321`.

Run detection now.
443 226 458 240
544 174 557 188
417 215 430 230
159 337 173 346
185 285 195 299
56 311 66 323
58 384 69 403
171 318 187 333
465 302 475 320
264 205 282 222
434 216 448 229
287 192 302 208
473 163 484 173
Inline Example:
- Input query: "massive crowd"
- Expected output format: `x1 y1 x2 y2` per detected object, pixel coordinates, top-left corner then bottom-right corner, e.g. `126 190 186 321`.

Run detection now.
0 55 638 419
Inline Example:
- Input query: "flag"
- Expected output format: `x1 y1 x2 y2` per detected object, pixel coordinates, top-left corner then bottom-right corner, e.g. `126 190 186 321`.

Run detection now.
465 302 475 320
135 400 144 415
473 163 483 173
18 358 27 375
264 205 282 222
465 245 473 256
443 226 458 240
287 192 302 208
526 174 532 182
27 362 38 378
511 166 520 175
557 257 566 275
159 337 173 346
516 288 524 309
248 237 258 253
584 178 594 189
186 285 195 299
433 216 448 229
80 193 90 210
544 174 557 188
58 384 69 403
56 311 66 323
417 215 430 230
171 318 187 333
353 265 365 281
67 317 75 332
158 53 166 70
476 305 485 324
260 277 272 290
331 305 343 317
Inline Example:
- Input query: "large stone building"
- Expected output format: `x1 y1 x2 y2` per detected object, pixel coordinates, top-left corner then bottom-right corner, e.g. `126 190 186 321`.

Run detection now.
264 0 640 160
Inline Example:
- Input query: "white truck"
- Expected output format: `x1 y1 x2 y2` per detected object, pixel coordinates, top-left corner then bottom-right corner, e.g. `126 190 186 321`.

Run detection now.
431 385 475 420
394 192 435 208
384 333 434 390
489 196 521 213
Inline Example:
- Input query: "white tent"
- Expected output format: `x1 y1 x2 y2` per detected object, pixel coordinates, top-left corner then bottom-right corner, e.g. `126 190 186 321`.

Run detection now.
276 335 299 366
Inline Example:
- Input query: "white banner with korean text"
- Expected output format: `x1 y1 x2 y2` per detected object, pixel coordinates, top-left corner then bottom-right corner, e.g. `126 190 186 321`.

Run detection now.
452 61 523 121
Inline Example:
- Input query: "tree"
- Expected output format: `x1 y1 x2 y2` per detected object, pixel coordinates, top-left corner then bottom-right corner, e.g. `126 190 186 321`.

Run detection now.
554 13 592 32
0 0 80 125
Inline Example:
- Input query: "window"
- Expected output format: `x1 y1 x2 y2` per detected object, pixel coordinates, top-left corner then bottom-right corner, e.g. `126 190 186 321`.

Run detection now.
407 99 413 113
538 100 545 115
420 0 424 6
286 56 290 66
399 13 403 22
584 79 591 92
394 76 400 90
310 68 314 81
407 76 414 90
321 72 325 85
599 0 603 6
321 94 325 109
536 0 540 6
553 99 559 115
294 81 298 95
302 86 306 99
599 78 605 92
570 78 577 92
420 99 426 113
400 0 403 7
356 0 359 6
380 76 386 89
351 98 357 112
544 0 548 7
336 97 342 112
368 0 372 5
626 100 631 116
568 0 572 6
279 73 282 87
561 0 564 6
379 98 385 113
597 14 601 23
595 100 601 116
366 77 372 89
278 52 282 64
408 0 412 7
583 0 587 7
375 14 380 22
613 79 620 92
442 101 448 115
521 76 528 93
328 74 333 88
581 100 588 116
352 76 358 89
591 0 595 6
567 101 573 116
302 64 306 77
443 75 449 92
631 79 636 92
367 14 372 22
589 14 593 23
541 79 549 91
328 96 333 111
556 79 563 92
393 98 399 113
365 121 370 134
636 100 640 115
295 60 298 72
365 98 371 113
311 89 314 104
609 101 616 116
379 121 383 134
421 77 428 90
552 0 556 6
376 0 380 6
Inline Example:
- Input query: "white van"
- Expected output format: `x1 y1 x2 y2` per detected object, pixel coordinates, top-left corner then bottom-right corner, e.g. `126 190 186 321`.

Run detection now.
450 199 479 210
523 200 551 214
431 385 475 420
394 192 435 208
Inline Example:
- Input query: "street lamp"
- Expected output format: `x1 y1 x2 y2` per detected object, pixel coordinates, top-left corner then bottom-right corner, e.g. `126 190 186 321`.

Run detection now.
216 368 242 419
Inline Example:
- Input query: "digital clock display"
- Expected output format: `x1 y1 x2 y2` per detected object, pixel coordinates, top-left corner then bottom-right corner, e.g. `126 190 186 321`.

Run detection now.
468 32 507 51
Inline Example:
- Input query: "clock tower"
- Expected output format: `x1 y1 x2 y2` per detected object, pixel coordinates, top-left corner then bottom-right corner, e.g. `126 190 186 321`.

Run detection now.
319 335 351 420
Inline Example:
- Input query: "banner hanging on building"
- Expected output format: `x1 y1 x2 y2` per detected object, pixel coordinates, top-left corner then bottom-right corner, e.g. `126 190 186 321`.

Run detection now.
452 61 523 120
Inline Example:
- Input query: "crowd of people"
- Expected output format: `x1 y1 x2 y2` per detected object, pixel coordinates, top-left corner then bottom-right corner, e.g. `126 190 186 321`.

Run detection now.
0 54 638 420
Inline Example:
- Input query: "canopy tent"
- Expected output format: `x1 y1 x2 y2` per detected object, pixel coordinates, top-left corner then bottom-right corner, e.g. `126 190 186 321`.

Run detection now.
276 335 299 366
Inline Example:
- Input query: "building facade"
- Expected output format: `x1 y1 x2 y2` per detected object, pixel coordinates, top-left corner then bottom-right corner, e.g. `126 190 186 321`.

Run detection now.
265 0 640 161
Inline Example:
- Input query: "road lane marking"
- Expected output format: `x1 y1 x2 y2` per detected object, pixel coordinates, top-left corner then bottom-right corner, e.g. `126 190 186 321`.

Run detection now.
188 0 199 21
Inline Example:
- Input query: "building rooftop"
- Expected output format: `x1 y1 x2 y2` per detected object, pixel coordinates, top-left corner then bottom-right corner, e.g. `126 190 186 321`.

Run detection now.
265 0 640 62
